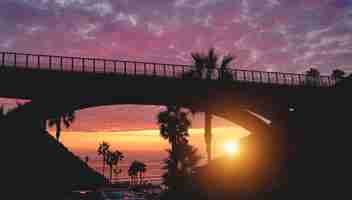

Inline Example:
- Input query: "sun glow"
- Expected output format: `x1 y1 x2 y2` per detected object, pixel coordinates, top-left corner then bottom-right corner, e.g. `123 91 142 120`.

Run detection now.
224 141 240 156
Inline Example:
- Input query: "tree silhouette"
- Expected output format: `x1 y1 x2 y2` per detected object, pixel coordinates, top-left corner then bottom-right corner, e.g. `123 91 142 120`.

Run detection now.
129 160 147 185
105 150 124 183
157 106 200 194
157 106 192 166
183 48 235 81
332 69 346 83
97 141 110 177
128 161 139 186
48 111 75 142
162 139 201 192
305 68 321 86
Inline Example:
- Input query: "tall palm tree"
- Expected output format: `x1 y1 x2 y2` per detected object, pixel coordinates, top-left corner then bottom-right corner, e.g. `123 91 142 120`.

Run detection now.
157 106 191 153
162 139 201 190
305 68 321 86
128 161 139 186
48 111 75 142
136 161 147 185
332 69 346 83
184 48 234 81
97 141 110 176
106 150 124 183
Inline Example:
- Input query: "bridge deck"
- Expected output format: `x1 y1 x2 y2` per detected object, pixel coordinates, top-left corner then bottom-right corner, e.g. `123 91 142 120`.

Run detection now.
0 51 335 87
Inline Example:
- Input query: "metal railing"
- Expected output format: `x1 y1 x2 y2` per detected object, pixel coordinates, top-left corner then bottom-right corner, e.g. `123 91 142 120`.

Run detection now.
0 51 335 87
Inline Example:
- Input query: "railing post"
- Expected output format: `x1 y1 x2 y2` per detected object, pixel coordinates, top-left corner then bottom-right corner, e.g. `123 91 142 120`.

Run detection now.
163 64 166 77
283 74 287 85
275 72 279 84
82 58 85 72
38 55 40 69
124 62 127 75
49 56 52 70
251 71 254 82
267 72 271 84
114 61 117 73
181 66 184 78
153 64 156 77
104 60 106 73
134 62 137 75
144 63 147 76
60 57 63 71
234 70 237 81
93 59 96 73
243 71 247 81
13 53 17 67
172 65 175 78
71 57 74 72
1 52 5 68
25 54 29 68
259 72 263 83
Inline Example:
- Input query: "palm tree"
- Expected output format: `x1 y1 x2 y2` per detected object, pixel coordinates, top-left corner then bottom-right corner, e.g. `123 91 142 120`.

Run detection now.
162 139 201 191
305 68 321 86
48 111 75 142
97 141 110 176
128 161 139 186
184 48 234 81
157 106 192 162
136 161 147 185
332 69 346 83
105 150 124 183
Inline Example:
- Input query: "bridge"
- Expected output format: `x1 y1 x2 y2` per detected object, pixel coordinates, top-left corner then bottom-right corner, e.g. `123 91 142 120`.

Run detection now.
0 51 335 87
0 51 345 198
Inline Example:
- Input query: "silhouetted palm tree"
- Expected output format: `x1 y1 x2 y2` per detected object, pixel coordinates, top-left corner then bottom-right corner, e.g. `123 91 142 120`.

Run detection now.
136 161 147 184
157 106 192 163
106 150 124 183
184 48 234 81
48 111 75 142
162 139 201 191
332 69 346 82
306 68 321 86
128 161 139 186
97 141 110 176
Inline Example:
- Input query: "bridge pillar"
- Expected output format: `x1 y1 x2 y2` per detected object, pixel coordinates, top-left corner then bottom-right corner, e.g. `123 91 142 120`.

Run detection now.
205 109 212 162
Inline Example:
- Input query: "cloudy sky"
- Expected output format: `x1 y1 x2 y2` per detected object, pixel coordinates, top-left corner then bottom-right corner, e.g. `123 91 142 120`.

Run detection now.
1 0 352 132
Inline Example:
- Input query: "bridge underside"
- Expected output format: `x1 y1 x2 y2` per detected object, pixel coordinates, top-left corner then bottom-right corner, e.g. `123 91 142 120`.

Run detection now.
0 66 347 198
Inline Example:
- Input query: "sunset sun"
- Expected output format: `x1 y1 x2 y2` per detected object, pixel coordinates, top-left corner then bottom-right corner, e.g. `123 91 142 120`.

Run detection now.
224 141 240 156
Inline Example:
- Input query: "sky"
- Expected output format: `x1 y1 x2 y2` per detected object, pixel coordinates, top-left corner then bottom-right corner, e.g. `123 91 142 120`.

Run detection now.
1 0 352 176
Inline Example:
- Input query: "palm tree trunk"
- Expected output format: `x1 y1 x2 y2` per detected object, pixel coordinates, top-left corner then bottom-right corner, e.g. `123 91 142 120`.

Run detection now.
56 118 61 142
110 166 113 183
205 110 212 162
102 156 105 177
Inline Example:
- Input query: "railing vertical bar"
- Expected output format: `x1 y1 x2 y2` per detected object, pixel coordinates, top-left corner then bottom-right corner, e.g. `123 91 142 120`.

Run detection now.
163 64 166 77
114 61 117 73
144 63 147 76
244 71 247 81
93 59 96 73
268 72 271 84
153 64 156 77
104 60 106 74
14 53 17 68
1 52 5 68
134 62 137 75
38 55 40 69
49 56 52 70
275 72 279 84
71 57 74 72
124 62 127 75
172 65 175 78
259 72 263 83
60 57 63 71
283 74 287 85
25 54 29 68
82 58 85 72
